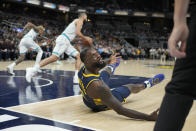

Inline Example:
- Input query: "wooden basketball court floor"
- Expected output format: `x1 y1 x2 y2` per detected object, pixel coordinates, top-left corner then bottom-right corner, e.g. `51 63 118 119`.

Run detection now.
0 60 196 131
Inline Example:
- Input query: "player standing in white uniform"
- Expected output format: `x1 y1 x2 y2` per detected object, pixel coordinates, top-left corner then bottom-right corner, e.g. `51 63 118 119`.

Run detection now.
7 22 44 75
26 13 92 83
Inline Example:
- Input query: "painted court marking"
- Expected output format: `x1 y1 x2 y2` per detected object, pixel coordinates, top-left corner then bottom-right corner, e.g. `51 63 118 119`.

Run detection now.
0 114 19 123
2 107 102 131
1 124 71 131
70 120 81 124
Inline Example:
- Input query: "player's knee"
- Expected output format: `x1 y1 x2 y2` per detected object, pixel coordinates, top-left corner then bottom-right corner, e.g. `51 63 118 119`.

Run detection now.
39 49 43 54
132 85 144 93
75 53 80 60
51 55 58 62
131 89 140 93
38 48 43 54
20 55 25 60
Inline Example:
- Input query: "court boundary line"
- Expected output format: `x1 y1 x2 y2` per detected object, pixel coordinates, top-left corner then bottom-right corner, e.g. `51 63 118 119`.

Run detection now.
1 107 102 131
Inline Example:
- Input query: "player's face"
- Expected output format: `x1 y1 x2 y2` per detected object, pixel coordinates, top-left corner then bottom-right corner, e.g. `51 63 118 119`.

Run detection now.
88 49 105 69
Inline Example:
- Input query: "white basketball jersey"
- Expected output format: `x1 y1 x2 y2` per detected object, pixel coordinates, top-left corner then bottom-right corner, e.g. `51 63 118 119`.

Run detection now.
23 29 38 40
62 19 78 41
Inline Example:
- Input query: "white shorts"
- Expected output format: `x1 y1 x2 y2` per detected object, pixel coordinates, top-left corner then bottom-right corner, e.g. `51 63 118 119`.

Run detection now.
19 37 41 54
52 35 79 57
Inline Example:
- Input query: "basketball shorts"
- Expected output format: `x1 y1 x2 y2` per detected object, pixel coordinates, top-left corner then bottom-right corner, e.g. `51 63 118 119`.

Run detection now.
100 70 131 103
52 35 79 57
19 37 41 54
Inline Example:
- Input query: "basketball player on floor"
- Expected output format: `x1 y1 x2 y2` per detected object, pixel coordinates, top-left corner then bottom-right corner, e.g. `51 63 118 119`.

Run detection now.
26 13 92 83
78 47 164 120
7 22 44 75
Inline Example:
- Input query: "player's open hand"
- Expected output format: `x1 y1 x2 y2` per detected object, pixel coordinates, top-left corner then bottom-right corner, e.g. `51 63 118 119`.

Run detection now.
149 108 160 121
168 23 189 58
109 53 121 65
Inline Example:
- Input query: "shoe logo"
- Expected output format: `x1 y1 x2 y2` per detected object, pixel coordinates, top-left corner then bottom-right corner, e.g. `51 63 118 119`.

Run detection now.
152 78 159 84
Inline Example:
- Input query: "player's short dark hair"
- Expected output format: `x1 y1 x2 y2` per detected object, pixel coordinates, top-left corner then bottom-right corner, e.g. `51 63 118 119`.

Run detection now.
78 12 87 18
80 47 91 63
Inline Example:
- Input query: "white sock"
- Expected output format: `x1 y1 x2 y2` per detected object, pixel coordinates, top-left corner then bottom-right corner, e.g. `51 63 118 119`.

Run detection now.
144 81 151 88
74 70 79 77
34 64 40 71
107 65 114 73
9 62 16 68
35 49 43 66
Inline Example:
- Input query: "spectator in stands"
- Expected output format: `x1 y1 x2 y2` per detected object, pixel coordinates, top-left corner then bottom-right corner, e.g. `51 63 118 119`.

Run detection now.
132 48 137 59
0 40 2 60
160 49 166 63
150 48 156 59
136 48 141 59
127 47 132 59
0 9 172 61
120 47 127 60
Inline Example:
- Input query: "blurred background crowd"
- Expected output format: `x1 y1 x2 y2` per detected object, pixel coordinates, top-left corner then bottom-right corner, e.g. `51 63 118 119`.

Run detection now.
0 0 177 61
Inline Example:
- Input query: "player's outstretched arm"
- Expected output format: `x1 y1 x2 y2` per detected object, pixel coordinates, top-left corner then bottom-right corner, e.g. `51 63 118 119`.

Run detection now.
17 23 31 38
75 20 85 39
24 22 40 33
87 81 159 121
75 20 92 46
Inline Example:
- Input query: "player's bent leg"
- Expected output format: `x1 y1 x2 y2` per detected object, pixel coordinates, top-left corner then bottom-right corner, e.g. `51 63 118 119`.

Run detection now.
123 74 165 94
15 54 25 65
111 86 131 103
85 86 132 112
7 54 25 75
70 50 80 83
75 53 82 71
73 54 81 83
40 54 59 68
33 48 43 72
34 48 43 67
124 84 145 94
39 37 65 68
26 54 58 83
121 74 165 94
